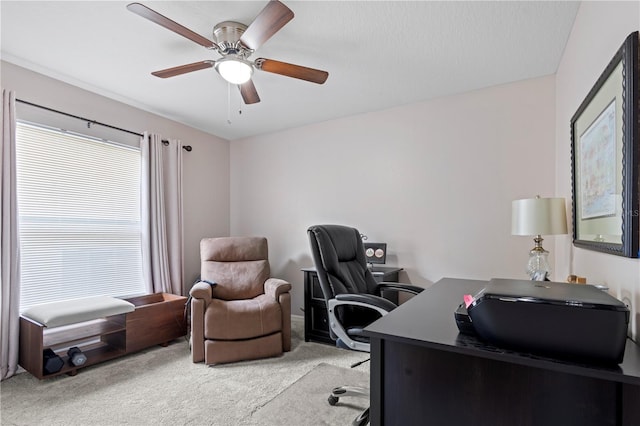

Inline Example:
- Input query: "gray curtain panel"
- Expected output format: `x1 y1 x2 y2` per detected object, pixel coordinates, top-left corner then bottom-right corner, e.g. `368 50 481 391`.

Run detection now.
1 89 21 381
140 132 184 296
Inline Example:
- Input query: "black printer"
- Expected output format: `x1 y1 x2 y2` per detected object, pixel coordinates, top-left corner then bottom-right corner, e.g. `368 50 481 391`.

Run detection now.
463 278 630 364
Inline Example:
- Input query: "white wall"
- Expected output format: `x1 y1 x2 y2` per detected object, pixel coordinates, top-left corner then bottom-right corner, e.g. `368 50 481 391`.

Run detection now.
1 61 231 293
554 1 640 340
9 2 635 342
231 75 556 314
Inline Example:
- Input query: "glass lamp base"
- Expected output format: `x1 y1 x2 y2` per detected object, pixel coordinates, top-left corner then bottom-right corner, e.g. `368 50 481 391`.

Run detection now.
526 249 550 281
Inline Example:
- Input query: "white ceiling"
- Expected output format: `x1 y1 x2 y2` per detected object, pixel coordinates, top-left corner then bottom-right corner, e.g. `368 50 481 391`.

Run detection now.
1 1 580 140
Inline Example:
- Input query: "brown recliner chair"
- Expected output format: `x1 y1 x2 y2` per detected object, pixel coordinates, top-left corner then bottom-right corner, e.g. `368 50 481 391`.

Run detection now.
189 236 291 364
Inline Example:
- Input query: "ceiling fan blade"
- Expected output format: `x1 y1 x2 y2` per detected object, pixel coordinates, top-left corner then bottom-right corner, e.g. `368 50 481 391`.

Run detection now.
255 58 328 84
127 3 216 49
239 80 261 104
151 61 215 78
240 0 294 50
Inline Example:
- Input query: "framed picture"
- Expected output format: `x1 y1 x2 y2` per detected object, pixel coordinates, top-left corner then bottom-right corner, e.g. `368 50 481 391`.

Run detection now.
571 31 639 257
579 100 617 220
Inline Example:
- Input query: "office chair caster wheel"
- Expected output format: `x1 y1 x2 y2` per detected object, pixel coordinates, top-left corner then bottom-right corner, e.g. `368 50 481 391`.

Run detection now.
353 407 369 426
328 395 339 406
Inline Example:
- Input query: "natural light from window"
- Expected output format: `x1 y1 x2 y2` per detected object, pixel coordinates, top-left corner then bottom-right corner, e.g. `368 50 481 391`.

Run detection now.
15 122 145 310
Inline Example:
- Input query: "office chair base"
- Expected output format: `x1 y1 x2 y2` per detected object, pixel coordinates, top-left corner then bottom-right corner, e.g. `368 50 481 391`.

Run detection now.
328 386 370 425
353 407 369 426
328 385 369 405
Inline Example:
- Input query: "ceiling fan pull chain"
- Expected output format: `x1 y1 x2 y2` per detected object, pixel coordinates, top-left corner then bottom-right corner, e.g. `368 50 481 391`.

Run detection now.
227 82 232 125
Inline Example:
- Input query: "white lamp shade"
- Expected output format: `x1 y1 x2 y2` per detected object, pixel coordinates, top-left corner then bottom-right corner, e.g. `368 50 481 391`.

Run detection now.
512 197 568 236
215 58 253 85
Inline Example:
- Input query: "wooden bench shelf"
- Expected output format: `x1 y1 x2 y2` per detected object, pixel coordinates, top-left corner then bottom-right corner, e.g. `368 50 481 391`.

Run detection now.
19 293 187 379
42 317 126 348
48 343 127 377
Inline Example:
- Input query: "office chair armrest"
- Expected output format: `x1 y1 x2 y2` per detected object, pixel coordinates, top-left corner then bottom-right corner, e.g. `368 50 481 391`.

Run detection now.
335 293 397 313
376 282 424 296
328 294 396 352
265 278 292 301
189 281 213 302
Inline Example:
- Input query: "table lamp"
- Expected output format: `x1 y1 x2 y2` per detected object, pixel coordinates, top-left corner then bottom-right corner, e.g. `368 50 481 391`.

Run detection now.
511 196 568 280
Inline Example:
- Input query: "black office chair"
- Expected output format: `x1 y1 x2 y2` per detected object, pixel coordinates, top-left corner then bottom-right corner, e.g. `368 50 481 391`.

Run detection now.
307 224 423 426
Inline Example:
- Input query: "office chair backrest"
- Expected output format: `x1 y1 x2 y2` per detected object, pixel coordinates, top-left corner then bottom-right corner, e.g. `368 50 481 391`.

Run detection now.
307 225 379 302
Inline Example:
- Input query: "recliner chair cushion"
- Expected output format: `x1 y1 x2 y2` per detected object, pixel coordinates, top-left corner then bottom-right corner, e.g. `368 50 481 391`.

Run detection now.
204 294 283 340
202 259 270 300
201 236 270 300
201 235 268 262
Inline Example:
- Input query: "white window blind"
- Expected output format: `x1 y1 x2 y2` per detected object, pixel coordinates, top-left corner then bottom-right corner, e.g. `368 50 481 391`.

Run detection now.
16 122 145 310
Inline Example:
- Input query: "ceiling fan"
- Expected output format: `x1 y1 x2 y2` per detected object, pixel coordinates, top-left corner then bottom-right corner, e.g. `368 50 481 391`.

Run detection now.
127 1 329 105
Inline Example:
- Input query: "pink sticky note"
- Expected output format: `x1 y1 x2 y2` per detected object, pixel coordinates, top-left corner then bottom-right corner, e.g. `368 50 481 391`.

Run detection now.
463 294 474 308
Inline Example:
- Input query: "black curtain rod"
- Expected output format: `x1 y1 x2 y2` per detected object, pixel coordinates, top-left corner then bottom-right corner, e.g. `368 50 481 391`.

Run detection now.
16 98 192 152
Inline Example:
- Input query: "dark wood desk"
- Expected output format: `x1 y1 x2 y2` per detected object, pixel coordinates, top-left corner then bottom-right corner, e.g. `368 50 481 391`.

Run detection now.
364 277 640 426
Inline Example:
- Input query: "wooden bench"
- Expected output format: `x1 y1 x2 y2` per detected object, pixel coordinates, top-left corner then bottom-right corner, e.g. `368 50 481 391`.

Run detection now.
19 293 187 379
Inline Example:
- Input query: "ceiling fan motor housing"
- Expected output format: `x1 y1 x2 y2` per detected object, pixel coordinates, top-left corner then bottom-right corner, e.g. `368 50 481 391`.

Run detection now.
213 21 249 55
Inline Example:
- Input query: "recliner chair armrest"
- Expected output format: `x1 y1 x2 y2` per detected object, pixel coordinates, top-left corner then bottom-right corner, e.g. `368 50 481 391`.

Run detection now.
265 278 291 301
375 282 424 296
335 293 397 313
190 281 213 302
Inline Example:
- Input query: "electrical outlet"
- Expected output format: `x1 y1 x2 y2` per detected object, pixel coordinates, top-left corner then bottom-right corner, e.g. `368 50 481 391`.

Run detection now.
619 289 634 338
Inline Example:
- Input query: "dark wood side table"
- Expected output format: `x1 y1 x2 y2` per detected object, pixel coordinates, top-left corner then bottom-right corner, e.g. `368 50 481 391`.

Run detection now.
364 277 640 426
301 266 402 345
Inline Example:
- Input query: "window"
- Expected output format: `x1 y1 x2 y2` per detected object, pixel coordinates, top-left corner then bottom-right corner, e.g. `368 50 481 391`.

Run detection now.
16 122 145 310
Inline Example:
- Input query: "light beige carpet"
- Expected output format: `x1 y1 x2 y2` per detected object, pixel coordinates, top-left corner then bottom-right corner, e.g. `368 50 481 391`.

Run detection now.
0 317 370 426
252 362 368 425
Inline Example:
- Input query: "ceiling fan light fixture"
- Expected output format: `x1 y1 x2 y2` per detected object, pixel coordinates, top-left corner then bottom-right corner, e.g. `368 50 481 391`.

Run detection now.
129 1 328 105
215 57 253 85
